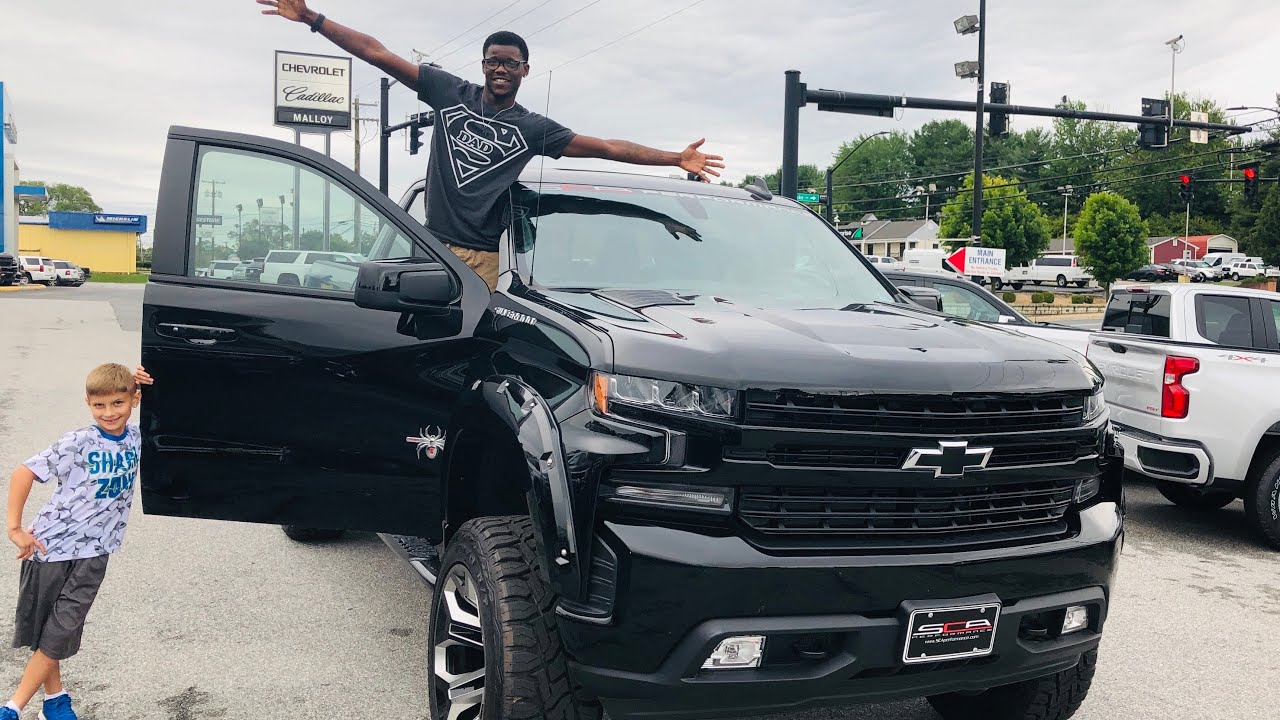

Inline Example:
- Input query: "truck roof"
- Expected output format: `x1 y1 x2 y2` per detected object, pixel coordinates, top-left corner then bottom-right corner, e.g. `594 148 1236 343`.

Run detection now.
1109 282 1278 301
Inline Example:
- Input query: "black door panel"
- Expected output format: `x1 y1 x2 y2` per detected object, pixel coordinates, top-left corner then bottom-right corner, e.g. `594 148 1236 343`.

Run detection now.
141 279 488 536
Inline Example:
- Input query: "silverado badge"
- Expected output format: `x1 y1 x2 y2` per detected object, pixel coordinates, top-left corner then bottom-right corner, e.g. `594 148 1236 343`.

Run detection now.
406 426 446 460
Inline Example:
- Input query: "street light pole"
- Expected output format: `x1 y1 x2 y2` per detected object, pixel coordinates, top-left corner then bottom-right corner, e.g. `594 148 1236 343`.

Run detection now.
971 0 987 245
1058 185 1073 244
825 130 890 223
1165 35 1184 142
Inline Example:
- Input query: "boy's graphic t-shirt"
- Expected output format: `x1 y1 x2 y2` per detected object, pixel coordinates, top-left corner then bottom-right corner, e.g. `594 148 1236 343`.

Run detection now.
415 64 577 253
23 423 141 562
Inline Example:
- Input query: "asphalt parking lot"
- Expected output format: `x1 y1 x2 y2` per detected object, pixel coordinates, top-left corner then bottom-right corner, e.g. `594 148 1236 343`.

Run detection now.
0 284 1276 719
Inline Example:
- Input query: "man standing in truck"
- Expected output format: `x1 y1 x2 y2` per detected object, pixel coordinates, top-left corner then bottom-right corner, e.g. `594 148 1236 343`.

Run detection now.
258 0 726 290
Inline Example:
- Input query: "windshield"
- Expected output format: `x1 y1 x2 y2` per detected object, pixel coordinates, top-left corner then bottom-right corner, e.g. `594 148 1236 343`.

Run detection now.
508 184 895 309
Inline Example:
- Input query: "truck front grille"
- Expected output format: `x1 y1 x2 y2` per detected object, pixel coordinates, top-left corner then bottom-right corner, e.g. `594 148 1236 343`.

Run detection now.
759 440 1087 470
745 391 1085 434
738 477 1082 551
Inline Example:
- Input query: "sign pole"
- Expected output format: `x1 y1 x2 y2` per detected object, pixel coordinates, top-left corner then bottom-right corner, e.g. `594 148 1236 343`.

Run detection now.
324 131 332 250
293 129 302 250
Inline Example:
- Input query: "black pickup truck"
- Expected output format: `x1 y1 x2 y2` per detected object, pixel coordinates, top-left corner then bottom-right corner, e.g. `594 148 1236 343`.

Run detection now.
0 253 19 286
139 127 1124 720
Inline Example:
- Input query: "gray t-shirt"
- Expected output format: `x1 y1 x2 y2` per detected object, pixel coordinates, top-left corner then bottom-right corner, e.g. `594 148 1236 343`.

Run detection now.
22 424 141 562
416 64 576 252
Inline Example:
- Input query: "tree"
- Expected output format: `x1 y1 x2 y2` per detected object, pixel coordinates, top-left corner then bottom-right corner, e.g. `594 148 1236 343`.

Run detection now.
1250 187 1280 268
828 132 913 221
937 173 1052 266
16 180 103 214
743 164 822 196
1072 192 1149 289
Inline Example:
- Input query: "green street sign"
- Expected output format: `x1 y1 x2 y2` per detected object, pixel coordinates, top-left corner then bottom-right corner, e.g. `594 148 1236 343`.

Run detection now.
796 192 821 203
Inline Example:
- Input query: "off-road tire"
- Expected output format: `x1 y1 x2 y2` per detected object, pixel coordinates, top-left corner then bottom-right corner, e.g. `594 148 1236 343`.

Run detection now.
1243 449 1280 550
1156 480 1236 511
280 525 345 542
927 649 1097 720
429 516 602 720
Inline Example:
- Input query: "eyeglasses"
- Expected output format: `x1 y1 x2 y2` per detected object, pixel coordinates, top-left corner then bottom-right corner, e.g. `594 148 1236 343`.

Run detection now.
481 58 526 71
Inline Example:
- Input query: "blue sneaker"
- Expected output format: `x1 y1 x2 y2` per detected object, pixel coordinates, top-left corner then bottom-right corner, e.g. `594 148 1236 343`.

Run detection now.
0 706 17 720
39 694 77 720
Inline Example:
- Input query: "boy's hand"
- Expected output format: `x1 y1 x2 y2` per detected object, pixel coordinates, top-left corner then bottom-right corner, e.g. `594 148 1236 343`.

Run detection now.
134 366 153 386
8 528 45 561
257 0 312 23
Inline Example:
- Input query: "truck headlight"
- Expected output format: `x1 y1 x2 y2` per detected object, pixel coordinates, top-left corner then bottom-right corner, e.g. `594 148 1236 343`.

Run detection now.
591 372 736 419
1083 389 1105 422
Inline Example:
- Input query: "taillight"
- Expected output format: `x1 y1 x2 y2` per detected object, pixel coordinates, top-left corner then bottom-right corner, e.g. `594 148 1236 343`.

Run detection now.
1161 355 1198 419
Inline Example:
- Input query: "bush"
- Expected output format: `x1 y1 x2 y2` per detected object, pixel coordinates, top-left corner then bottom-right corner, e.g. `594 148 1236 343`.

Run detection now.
1002 292 1017 303
1032 292 1055 304
1071 294 1095 304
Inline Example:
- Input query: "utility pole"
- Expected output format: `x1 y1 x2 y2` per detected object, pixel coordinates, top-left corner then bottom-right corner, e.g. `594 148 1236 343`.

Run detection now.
352 97 380 177
201 179 225 262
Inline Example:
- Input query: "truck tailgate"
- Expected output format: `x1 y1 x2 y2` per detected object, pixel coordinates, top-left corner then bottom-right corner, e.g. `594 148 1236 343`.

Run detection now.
1085 334 1168 424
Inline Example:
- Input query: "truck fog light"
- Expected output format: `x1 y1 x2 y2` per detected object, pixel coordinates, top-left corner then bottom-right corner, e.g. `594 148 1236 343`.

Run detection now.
1074 475 1101 503
1061 605 1089 635
702 635 766 669
611 485 733 514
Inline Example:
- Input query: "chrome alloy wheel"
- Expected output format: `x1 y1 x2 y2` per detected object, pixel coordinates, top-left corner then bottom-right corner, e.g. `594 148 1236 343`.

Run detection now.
433 563 486 720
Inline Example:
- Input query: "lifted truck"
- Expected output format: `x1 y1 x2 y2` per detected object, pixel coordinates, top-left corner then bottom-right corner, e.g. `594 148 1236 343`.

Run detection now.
140 127 1124 720
1086 283 1280 547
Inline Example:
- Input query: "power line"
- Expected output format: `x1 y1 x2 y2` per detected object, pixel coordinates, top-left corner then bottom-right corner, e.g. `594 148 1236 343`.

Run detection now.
529 0 712 81
447 0 609 73
831 144 1246 209
424 0 525 59
431 0 556 66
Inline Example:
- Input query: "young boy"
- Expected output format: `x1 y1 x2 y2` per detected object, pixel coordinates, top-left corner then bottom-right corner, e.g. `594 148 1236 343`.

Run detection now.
4 364 141 720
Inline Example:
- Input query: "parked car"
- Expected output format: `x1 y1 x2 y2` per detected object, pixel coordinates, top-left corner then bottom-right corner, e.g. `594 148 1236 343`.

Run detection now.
864 255 901 271
206 260 242 279
882 270 1092 355
1086 284 1280 547
0 253 19 286
19 255 58 285
1222 259 1279 281
51 260 85 287
1168 258 1220 282
1006 255 1093 289
231 257 265 282
260 250 364 286
139 126 1124 720
1122 264 1178 282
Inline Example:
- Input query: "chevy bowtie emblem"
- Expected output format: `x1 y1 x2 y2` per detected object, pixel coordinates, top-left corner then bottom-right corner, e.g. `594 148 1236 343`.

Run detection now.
406 426 446 460
902 441 993 477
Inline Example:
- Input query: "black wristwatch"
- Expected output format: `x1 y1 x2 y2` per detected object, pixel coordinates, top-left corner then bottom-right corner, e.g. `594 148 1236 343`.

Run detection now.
309 13 326 32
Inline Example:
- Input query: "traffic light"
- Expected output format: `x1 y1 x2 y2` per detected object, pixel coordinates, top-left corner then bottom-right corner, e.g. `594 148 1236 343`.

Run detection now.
409 124 424 155
988 82 1010 137
1178 174 1194 204
1139 97 1170 149
1242 162 1260 201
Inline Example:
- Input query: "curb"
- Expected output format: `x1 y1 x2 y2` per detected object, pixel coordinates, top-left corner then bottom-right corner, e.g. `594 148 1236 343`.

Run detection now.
0 284 45 293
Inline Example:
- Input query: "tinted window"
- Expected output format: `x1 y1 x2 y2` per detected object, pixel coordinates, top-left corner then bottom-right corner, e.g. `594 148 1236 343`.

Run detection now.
54 262 72 269
191 147 413 291
511 185 895 309
1103 291 1171 337
1270 302 1280 346
1196 295 1255 347
934 282 1004 323
1038 256 1071 267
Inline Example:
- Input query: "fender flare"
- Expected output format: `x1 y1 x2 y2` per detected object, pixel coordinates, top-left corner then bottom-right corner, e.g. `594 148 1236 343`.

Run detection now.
449 375 585 600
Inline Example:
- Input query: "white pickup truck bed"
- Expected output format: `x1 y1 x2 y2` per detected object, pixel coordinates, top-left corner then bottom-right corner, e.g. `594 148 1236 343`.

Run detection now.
1084 283 1280 548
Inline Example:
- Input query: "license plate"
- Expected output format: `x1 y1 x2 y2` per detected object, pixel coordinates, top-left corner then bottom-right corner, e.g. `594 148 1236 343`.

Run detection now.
902 602 1001 664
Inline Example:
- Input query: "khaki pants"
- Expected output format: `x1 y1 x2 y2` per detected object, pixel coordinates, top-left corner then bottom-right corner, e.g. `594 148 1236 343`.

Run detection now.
446 244 499 292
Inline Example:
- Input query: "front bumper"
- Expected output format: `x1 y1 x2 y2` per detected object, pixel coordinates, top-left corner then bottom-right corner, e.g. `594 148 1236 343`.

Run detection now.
1113 425 1213 485
560 501 1123 720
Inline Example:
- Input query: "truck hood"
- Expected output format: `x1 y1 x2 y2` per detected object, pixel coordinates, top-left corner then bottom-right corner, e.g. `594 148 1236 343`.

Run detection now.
548 290 1097 394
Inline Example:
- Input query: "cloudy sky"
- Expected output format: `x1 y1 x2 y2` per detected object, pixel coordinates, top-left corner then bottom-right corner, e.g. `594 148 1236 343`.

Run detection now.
3 0 1278 243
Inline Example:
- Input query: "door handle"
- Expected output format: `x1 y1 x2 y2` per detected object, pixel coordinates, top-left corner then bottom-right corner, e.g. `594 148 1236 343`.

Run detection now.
157 323 237 345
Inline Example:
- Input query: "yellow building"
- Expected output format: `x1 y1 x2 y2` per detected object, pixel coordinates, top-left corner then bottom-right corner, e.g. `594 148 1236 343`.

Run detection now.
18 211 145 273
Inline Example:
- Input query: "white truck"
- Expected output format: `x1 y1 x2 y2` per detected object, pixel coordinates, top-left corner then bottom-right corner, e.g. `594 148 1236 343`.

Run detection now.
1083 283 1280 548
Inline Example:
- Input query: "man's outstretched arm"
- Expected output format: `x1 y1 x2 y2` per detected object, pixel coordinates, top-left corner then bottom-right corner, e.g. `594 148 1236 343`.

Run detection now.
258 0 418 87
562 136 726 182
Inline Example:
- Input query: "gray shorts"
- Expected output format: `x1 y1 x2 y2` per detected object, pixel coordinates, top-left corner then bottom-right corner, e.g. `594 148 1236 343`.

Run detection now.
12 555 109 661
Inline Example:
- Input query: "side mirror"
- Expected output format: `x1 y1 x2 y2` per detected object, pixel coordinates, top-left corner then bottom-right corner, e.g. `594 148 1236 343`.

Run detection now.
898 286 943 312
354 259 457 312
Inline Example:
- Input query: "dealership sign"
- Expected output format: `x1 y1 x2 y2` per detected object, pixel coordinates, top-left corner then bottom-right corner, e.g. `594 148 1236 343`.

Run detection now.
274 51 352 131
94 214 144 225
